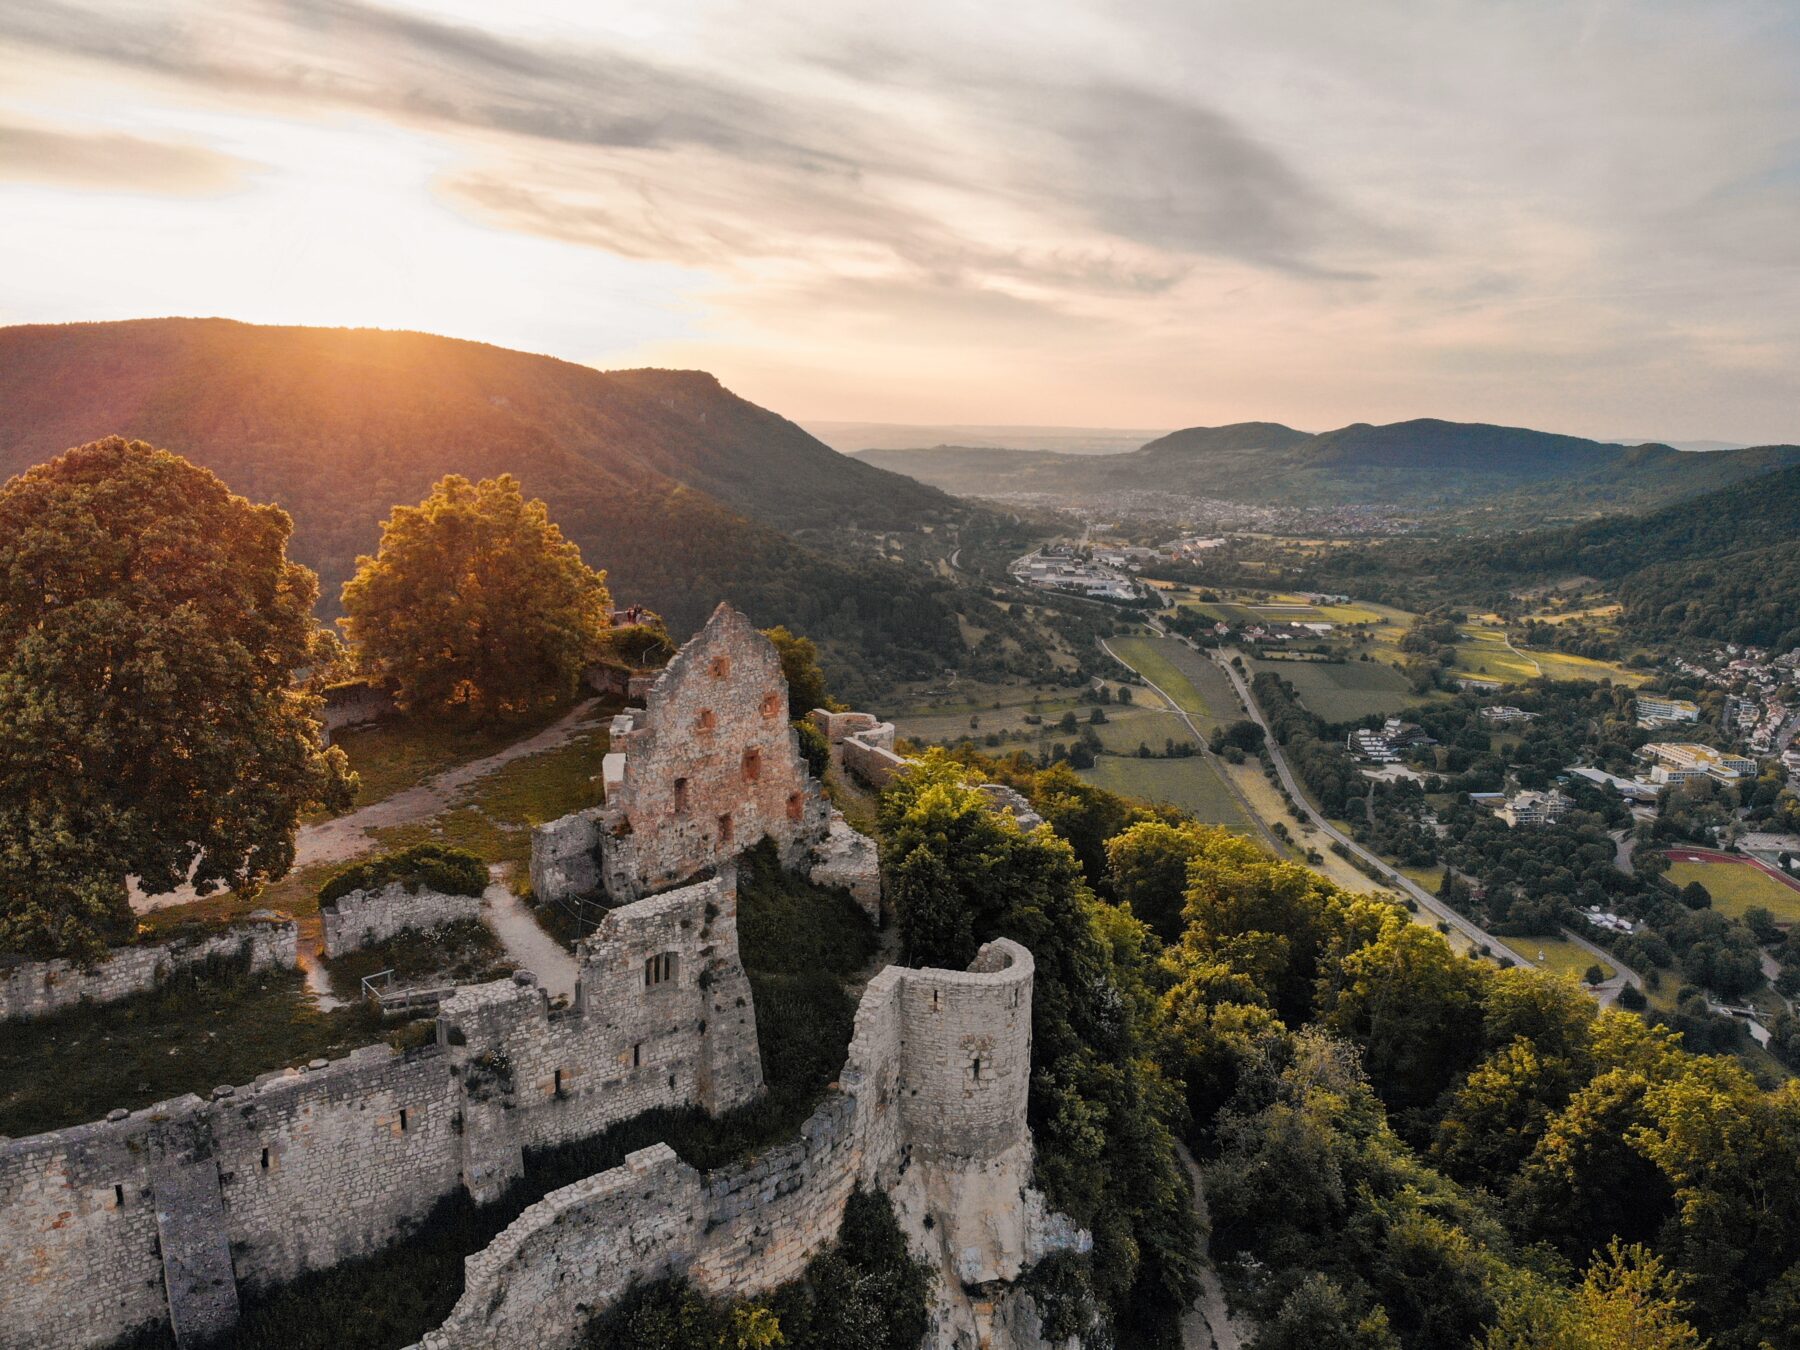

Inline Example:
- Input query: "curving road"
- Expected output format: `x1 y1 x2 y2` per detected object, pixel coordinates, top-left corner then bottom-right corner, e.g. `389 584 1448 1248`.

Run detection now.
1202 642 1510 955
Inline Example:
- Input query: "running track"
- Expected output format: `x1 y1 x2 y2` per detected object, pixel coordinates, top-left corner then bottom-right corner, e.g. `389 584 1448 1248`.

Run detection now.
1662 848 1800 894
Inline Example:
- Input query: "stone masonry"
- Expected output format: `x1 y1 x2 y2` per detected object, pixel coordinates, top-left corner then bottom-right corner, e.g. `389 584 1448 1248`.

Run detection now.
320 881 485 958
0 914 296 1022
0 873 758 1350
414 938 1087 1350
532 603 882 918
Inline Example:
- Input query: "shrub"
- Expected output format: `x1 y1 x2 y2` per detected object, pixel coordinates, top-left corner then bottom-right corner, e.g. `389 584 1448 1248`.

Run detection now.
319 844 487 904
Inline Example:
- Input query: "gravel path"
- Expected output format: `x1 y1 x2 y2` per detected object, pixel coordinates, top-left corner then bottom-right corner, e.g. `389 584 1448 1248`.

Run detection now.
482 873 580 1001
134 699 604 913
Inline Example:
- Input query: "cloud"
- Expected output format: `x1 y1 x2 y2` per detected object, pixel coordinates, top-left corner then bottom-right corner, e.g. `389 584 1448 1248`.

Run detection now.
0 121 254 195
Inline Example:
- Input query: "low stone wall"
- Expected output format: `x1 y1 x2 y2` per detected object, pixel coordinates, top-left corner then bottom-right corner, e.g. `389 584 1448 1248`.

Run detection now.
321 679 397 740
414 939 1079 1350
806 814 883 920
320 881 485 958
0 915 297 1023
843 732 907 789
0 874 760 1350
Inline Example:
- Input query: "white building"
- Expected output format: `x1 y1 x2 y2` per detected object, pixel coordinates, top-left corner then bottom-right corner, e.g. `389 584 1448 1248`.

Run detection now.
1636 694 1701 728
1640 742 1758 785
1497 789 1575 828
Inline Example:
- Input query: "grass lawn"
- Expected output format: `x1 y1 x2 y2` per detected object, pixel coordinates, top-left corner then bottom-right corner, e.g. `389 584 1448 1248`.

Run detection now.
329 699 583 809
320 919 513 999
1528 648 1647 686
371 719 611 884
1090 707 1197 754
0 957 406 1138
1498 935 1615 984
1079 754 1253 832
1665 859 1800 923
1246 655 1420 723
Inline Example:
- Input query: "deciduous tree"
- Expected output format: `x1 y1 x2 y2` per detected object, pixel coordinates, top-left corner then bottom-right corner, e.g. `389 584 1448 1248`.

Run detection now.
0 438 353 959
341 474 610 719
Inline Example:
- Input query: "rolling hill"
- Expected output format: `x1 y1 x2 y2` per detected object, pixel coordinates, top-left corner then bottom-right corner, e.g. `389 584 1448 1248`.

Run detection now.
0 319 962 691
856 417 1800 515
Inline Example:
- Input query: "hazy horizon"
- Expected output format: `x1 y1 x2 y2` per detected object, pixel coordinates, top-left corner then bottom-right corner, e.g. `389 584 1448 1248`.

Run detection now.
3 1 1797 442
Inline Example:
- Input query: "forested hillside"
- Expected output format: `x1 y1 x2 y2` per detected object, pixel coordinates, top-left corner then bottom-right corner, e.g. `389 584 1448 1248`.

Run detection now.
0 320 962 689
1320 464 1800 649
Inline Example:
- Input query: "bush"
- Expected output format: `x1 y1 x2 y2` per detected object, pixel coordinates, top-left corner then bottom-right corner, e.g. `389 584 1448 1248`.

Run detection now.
1617 983 1648 1011
319 844 487 904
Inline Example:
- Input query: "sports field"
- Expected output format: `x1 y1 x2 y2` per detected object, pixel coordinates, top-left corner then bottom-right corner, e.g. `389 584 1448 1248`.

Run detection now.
1078 755 1252 831
1246 654 1419 723
1665 853 1800 923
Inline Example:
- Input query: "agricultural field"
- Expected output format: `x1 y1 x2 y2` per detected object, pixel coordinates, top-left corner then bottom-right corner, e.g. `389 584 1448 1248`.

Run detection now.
1077 755 1253 832
1106 634 1241 735
1246 653 1420 723
1665 856 1800 924
1498 935 1616 984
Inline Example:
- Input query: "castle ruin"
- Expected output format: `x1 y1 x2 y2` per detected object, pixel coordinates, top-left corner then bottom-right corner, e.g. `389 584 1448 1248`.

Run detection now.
0 603 1076 1350
532 602 880 918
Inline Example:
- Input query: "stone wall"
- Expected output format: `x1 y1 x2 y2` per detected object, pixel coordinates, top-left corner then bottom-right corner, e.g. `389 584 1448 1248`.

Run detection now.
0 914 297 1022
842 732 908 789
320 882 485 957
534 604 866 910
0 874 758 1350
320 679 397 741
593 604 831 901
414 939 1081 1350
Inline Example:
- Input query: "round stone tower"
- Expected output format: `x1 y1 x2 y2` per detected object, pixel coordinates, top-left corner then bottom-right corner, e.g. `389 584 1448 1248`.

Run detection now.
897 938 1033 1161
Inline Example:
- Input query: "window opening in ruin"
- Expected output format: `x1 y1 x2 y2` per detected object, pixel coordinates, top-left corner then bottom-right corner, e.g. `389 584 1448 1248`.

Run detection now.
786 791 803 822
760 691 780 718
399 1108 409 1133
931 988 939 1010
972 1057 983 1081
742 748 761 783
633 1042 643 1068
644 952 677 987
672 777 689 814
711 655 732 679
553 1069 563 1096
114 1183 125 1207
718 813 733 845
696 709 716 733
1012 988 1021 1009
260 1148 270 1171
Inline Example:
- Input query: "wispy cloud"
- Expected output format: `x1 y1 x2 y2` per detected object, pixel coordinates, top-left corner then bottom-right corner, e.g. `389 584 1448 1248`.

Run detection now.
0 0 1795 440
0 120 254 194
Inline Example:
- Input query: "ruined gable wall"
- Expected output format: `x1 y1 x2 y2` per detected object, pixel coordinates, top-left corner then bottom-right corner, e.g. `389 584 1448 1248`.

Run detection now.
414 944 1039 1350
0 916 296 1022
598 604 829 900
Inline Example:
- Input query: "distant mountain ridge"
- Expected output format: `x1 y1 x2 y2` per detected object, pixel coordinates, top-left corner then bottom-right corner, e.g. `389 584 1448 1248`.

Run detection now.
855 416 1800 514
0 319 960 688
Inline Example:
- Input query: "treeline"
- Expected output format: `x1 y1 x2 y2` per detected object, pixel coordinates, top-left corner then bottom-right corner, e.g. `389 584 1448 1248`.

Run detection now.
877 749 1800 1348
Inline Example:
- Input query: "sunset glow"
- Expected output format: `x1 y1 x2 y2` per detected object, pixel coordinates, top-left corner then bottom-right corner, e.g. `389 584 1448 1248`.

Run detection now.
3 0 1797 440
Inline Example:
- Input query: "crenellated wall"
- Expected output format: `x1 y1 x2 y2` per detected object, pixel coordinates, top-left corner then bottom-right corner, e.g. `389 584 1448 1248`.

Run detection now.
0 914 296 1022
0 874 758 1350
412 939 1080 1350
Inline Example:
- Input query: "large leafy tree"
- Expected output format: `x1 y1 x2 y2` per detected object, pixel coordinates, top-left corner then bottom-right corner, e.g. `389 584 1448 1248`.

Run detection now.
340 474 611 719
0 437 354 960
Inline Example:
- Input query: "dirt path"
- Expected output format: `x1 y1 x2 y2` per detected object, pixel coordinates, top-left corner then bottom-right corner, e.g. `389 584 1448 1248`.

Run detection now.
1177 1143 1248 1350
482 872 580 1002
134 700 605 913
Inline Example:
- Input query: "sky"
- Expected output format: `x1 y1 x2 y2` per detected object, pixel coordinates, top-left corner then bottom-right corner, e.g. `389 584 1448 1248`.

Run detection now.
2 0 1797 443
